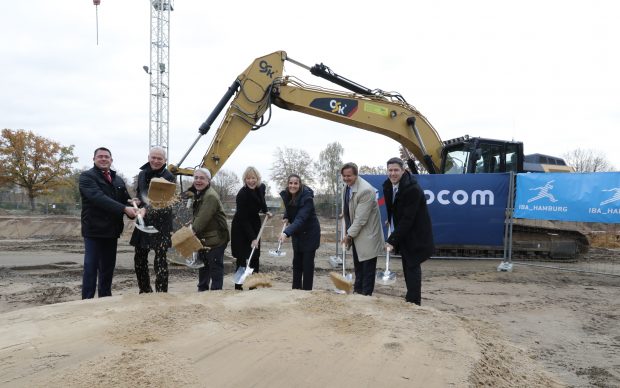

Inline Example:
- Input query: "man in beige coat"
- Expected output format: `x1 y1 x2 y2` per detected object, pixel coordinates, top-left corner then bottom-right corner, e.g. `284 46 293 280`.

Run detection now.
341 162 385 295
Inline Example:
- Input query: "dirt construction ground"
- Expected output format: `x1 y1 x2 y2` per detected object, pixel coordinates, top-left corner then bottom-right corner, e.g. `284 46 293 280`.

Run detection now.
0 216 619 387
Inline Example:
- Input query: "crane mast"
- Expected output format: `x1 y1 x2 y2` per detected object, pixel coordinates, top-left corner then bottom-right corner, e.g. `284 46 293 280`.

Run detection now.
147 0 173 153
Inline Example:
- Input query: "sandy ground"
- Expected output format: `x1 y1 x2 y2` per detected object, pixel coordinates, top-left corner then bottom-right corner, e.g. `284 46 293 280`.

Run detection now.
0 217 619 387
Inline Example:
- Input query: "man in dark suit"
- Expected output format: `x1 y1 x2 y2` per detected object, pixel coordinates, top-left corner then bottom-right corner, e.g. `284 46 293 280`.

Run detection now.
382 157 434 305
79 147 138 299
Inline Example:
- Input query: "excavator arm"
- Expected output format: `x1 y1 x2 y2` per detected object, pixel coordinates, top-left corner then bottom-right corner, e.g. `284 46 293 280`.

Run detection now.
271 78 443 173
169 50 443 176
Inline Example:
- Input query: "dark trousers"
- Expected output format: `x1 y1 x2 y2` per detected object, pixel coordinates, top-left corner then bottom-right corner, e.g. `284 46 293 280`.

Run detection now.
352 244 377 296
292 249 315 290
197 244 226 291
134 247 169 293
402 257 422 305
82 237 118 299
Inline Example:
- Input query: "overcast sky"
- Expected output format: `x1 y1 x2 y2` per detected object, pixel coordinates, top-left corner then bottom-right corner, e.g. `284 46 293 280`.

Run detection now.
2 1 618 193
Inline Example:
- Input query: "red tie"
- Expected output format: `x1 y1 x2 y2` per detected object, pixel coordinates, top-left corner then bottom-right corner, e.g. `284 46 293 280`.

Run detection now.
103 170 112 184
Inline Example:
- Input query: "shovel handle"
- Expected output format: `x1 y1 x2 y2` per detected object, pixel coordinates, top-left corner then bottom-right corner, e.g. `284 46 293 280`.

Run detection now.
131 200 146 226
245 247 257 267
340 216 348 277
245 214 270 267
384 224 393 273
275 223 288 251
255 213 270 241
130 200 140 222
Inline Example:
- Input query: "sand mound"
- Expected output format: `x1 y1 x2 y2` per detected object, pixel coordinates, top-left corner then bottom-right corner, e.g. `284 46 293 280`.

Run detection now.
0 289 561 387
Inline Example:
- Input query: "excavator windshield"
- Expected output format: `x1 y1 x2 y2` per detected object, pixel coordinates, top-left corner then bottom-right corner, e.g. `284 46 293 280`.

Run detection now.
440 137 524 174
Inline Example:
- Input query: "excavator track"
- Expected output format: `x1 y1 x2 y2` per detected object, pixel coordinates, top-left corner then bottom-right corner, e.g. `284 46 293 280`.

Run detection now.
433 223 589 261
510 224 589 261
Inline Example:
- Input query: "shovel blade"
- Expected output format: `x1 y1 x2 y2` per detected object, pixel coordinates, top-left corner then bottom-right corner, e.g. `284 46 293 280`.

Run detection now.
376 270 396 285
268 249 286 257
136 224 159 234
497 261 513 272
233 266 254 285
328 255 342 268
166 250 204 268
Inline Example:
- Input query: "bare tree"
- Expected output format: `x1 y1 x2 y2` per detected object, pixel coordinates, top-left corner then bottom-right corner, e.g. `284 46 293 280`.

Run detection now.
270 147 315 190
314 142 343 195
359 165 387 175
116 171 135 198
399 145 428 174
262 181 275 199
179 176 193 192
562 148 615 172
211 169 240 200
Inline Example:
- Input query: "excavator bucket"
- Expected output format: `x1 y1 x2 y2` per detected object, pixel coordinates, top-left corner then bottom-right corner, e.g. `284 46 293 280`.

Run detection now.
148 177 177 208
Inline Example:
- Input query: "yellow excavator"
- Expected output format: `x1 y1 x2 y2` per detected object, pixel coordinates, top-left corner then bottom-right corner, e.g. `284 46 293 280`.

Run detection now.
169 50 573 177
167 50 586 259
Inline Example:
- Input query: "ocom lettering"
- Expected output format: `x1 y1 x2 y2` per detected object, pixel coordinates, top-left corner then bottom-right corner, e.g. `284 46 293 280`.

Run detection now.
425 189 494 205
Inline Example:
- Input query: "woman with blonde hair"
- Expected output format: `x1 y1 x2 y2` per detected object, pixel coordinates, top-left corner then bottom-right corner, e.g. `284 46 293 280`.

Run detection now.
231 166 271 290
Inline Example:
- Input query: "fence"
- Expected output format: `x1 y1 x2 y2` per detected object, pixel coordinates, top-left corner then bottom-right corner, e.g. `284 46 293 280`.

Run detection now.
0 201 81 216
507 172 620 277
343 173 620 277
509 220 620 277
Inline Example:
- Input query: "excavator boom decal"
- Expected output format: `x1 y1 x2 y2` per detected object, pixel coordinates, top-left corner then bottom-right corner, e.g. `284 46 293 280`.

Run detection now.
309 98 358 117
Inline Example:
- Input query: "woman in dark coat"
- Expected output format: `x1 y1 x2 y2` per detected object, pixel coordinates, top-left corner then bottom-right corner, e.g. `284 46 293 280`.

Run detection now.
231 167 270 290
129 146 174 293
278 174 321 290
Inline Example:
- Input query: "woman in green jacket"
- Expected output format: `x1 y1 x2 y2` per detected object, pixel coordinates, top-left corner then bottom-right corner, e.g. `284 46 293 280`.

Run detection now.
187 168 230 291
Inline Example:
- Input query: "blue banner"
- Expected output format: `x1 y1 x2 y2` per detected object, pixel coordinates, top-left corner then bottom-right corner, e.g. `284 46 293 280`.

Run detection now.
361 174 510 246
514 172 620 223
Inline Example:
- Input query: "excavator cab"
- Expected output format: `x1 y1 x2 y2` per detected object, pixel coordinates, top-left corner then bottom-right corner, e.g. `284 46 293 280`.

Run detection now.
440 136 524 174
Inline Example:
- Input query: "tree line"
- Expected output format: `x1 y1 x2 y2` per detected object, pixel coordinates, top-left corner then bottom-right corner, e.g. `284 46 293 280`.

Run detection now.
0 128 617 212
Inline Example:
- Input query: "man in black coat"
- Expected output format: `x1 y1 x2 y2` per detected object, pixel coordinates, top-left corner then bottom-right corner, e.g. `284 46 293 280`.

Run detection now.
383 157 434 305
129 146 175 293
79 147 138 299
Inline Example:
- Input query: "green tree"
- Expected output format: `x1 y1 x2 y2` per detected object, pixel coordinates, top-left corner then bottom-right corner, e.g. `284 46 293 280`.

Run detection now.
0 129 78 211
47 168 84 205
270 147 315 190
314 142 343 195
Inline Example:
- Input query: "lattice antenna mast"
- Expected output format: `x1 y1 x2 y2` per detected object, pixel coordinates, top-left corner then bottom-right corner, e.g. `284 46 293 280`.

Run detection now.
146 0 173 153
